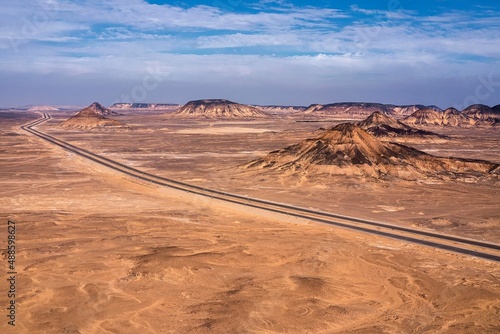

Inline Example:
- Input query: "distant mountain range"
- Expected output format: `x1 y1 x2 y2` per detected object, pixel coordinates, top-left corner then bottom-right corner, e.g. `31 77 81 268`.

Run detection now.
6 101 499 126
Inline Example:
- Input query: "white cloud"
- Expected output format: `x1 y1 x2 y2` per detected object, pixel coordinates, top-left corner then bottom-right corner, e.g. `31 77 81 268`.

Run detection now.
39 0 344 32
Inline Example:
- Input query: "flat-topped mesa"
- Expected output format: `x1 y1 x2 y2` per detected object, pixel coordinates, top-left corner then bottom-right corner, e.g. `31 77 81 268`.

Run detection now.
244 123 498 180
357 111 443 138
60 102 125 129
174 99 268 118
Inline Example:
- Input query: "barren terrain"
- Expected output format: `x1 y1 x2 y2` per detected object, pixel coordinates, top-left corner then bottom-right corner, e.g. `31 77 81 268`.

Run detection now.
1 110 499 333
41 110 500 241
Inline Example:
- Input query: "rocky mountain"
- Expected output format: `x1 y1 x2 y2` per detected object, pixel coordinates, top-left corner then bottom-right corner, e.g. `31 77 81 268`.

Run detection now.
462 104 500 124
244 123 498 180
356 112 443 138
304 102 439 118
60 102 126 129
404 105 498 127
175 99 268 118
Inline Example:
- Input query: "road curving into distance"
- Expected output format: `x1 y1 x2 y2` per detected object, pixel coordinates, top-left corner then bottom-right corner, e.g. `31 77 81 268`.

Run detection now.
22 113 500 262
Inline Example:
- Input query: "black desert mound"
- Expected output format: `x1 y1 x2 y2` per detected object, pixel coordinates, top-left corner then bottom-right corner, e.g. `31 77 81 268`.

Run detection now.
174 99 268 118
244 123 498 180
356 112 444 138
60 102 126 129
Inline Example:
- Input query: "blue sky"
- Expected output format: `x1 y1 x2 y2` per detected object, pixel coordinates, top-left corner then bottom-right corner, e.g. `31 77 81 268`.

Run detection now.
1 0 499 108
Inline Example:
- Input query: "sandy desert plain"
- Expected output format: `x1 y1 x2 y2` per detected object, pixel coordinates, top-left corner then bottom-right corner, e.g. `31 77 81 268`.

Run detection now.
1 102 499 333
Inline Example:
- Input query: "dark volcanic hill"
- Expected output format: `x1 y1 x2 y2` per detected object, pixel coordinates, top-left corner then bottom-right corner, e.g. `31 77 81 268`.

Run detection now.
244 123 498 180
175 99 268 118
60 102 125 129
356 112 443 138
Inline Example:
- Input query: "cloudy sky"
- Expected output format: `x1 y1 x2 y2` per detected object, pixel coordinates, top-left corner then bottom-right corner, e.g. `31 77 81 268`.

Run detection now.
1 0 499 108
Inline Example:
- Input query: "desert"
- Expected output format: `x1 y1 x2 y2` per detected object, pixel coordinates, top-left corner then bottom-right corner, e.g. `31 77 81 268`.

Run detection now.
1 1 499 333
1 100 499 334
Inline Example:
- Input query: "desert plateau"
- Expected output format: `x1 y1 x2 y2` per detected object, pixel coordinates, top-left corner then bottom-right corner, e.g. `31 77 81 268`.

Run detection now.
1 99 499 334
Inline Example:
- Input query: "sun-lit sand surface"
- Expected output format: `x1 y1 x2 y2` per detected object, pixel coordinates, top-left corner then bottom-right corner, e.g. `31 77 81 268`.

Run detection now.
1 110 499 333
